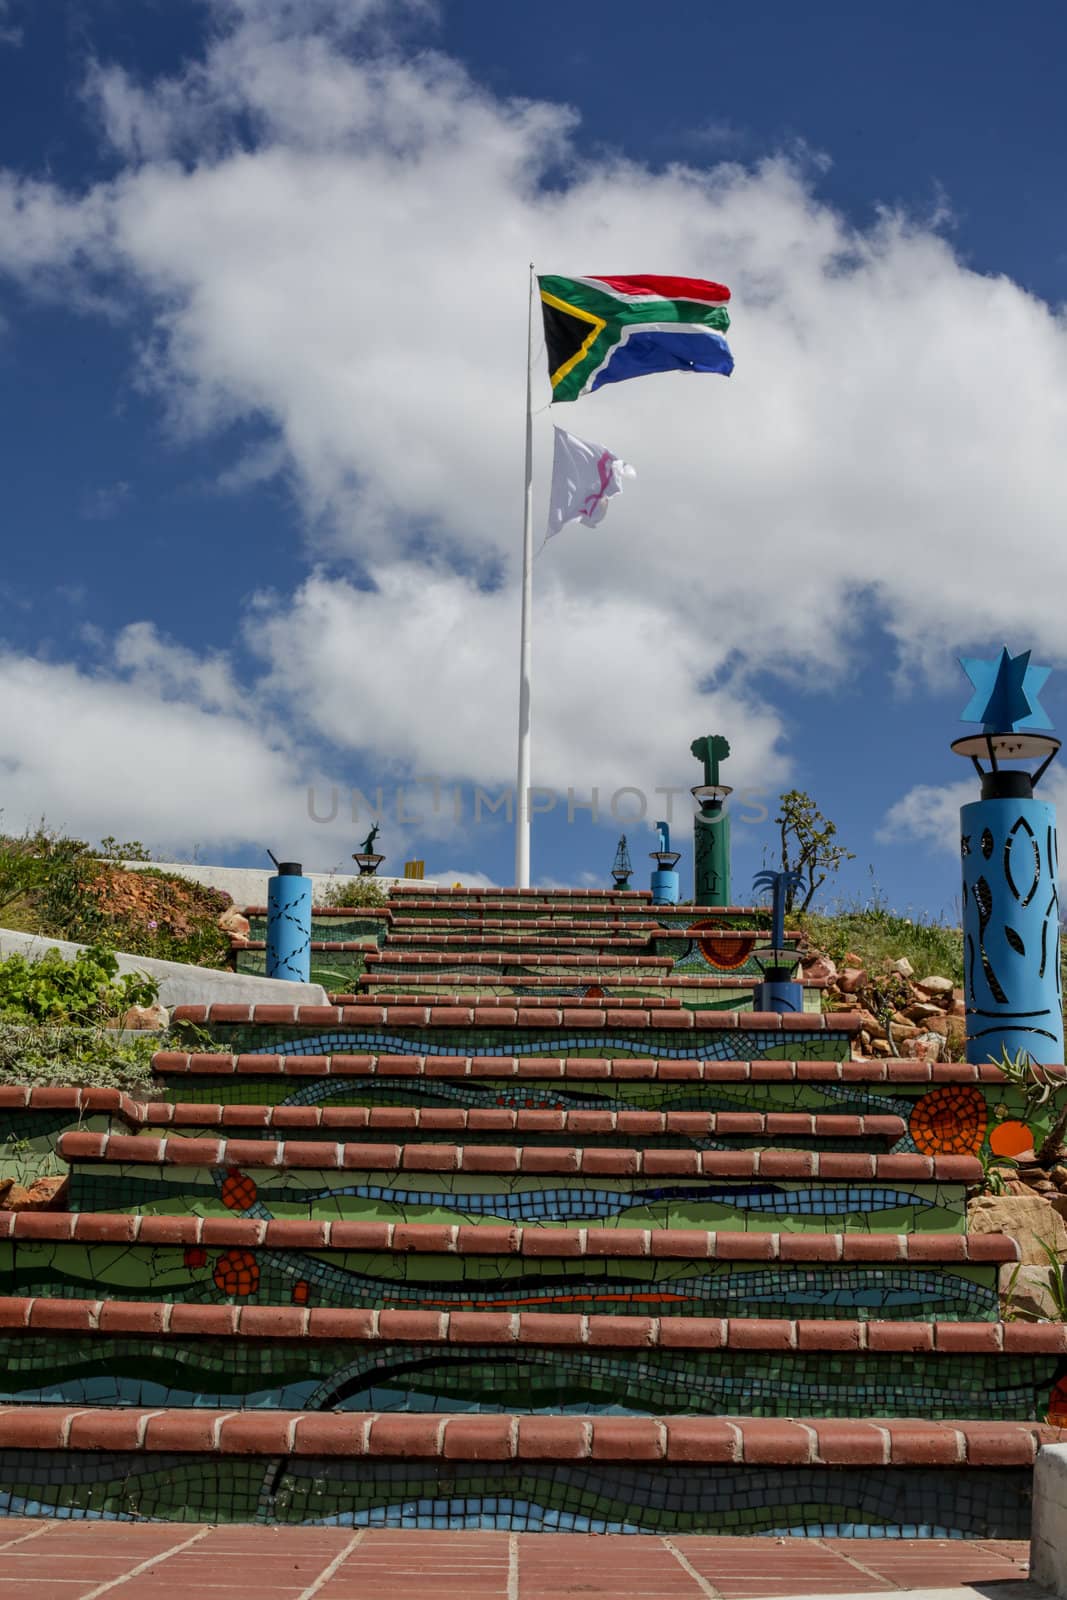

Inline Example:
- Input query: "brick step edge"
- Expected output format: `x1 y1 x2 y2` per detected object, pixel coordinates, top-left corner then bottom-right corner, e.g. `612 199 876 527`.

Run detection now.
358 975 827 990
152 1052 1060 1083
58 1132 981 1182
0 1214 1020 1262
2 1299 1060 1353
169 1003 861 1031
0 1089 904 1141
0 1408 1059 1466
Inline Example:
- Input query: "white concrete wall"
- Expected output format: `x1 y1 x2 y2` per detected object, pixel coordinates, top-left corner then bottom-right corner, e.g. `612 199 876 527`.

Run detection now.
1033 1445 1067 1595
0 928 328 1009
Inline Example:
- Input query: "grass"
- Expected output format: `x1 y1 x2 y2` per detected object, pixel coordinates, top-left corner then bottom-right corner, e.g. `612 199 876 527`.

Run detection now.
799 898 964 984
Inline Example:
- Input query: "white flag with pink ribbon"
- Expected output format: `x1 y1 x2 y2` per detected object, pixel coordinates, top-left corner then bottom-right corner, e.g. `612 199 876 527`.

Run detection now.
545 425 635 543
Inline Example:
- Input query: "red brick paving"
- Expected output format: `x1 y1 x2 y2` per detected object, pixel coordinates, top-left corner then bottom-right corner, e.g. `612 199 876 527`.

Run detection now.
0 1523 1035 1600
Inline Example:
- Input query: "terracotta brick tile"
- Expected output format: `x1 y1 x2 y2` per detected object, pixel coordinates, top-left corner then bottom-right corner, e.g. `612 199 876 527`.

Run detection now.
665 1418 741 1462
715 1232 776 1260
305 1309 377 1338
934 1322 1002 1352
519 1229 582 1257
640 1149 698 1176
462 1146 521 1173
292 1413 367 1457
779 1234 840 1261
367 1415 444 1457
218 1414 292 1454
586 1315 655 1348
865 1322 934 1352
201 1218 266 1246
796 1320 864 1350
907 1234 968 1261
590 1418 665 1460
811 1420 887 1466
442 1416 515 1460
518 1147 580 1174
144 1412 221 1452
585 1228 646 1257
0 1299 32 1329
398 1144 460 1172
456 1225 518 1254
377 1310 445 1342
327 1222 398 1248
97 1302 167 1335
958 1422 1043 1465
882 1420 962 1465
343 1142 402 1170
68 1411 144 1451
515 1314 584 1345
841 1235 905 1261
263 1221 328 1249
727 1319 795 1350
236 1306 308 1338
516 1417 589 1459
650 1228 711 1258
738 1419 814 1464
169 1306 239 1335
658 1318 726 1349
447 1312 515 1344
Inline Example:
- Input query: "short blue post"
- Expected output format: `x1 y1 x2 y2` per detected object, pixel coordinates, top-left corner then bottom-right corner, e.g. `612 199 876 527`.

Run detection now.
954 648 1063 1066
266 860 312 983
649 820 681 905
751 869 805 1015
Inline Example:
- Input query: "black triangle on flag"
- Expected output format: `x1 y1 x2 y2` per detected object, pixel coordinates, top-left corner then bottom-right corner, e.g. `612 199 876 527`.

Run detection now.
541 297 600 383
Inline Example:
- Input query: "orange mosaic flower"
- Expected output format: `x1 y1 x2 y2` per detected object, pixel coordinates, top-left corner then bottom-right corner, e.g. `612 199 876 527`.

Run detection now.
220 1167 258 1212
908 1085 988 1156
291 1280 311 1305
688 921 758 971
213 1249 260 1298
989 1120 1035 1159
1047 1375 1067 1427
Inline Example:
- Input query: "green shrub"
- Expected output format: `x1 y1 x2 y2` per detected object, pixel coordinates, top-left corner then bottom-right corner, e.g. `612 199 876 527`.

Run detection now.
320 876 387 908
0 1020 159 1093
0 945 157 1025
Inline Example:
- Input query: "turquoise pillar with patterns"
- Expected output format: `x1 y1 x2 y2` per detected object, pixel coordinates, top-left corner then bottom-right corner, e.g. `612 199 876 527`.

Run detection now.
266 862 312 983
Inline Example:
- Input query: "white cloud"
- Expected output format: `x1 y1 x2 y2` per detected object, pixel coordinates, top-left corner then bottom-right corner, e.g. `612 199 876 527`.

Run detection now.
3 3 1067 867
880 771 1067 866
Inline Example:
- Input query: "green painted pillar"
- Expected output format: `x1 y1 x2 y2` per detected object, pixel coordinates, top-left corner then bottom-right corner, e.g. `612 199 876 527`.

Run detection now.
690 735 732 907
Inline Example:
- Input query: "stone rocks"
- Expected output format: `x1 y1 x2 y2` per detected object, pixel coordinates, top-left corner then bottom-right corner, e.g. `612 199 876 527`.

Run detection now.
916 975 954 996
968 1194 1067 1264
0 1176 67 1212
912 1031 945 1063
801 953 837 984
218 908 251 941
120 1004 170 1031
891 957 915 978
836 967 867 994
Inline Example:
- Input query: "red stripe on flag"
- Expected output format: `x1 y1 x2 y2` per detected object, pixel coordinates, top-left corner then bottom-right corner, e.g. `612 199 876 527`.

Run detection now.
588 273 730 304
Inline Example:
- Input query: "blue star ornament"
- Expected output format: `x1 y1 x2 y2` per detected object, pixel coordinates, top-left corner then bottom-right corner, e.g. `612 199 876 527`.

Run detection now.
959 647 1053 733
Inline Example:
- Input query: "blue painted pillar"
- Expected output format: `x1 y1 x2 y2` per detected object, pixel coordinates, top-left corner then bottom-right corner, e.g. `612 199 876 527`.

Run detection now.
962 775 1063 1065
266 861 312 983
649 820 681 905
651 867 680 905
752 976 804 1014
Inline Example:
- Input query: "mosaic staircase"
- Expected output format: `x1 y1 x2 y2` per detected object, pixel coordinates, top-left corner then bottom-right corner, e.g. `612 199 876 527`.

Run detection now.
234 885 817 1010
0 885 1063 1533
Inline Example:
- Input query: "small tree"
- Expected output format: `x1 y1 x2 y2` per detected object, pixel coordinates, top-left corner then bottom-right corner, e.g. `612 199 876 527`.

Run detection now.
776 789 854 912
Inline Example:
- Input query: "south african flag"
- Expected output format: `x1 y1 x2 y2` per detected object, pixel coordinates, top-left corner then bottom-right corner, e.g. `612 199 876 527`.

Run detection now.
538 273 733 402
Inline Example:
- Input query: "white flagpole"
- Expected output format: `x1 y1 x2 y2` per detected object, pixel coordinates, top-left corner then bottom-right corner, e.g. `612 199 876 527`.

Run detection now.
514 264 535 889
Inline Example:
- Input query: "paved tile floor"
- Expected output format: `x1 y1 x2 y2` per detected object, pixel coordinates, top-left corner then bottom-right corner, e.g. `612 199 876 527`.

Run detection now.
0 1522 1036 1600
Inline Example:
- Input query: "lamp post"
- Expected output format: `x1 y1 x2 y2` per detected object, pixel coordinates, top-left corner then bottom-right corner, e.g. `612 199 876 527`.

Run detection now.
952 648 1063 1066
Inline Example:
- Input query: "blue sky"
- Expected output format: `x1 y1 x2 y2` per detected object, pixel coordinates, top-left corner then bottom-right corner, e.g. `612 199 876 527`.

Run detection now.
1 0 1066 912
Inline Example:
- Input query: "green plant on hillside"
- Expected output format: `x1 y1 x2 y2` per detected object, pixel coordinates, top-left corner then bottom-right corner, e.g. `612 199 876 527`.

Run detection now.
1004 1239 1067 1323
799 875 964 987
0 945 156 1025
97 837 155 863
775 790 855 912
321 876 387 909
991 1045 1067 1167
0 1021 159 1094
